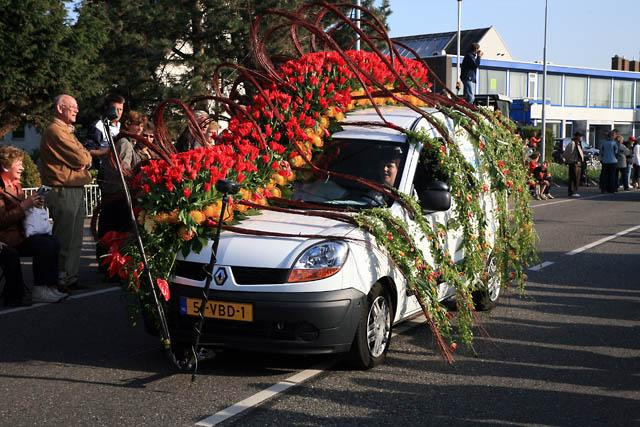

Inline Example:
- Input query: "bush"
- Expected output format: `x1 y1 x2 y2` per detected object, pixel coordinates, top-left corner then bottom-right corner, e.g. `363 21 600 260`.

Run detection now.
21 150 41 188
548 163 601 186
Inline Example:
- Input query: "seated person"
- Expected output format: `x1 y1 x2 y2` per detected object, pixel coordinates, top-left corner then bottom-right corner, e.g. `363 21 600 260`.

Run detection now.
0 241 31 306
529 152 554 200
0 146 64 303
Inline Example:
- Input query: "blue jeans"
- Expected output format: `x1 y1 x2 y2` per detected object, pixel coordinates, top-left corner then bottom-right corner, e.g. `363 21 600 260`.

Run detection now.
462 79 475 104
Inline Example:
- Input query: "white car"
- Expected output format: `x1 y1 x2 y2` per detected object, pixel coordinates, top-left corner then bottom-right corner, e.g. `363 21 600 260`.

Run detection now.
168 106 501 369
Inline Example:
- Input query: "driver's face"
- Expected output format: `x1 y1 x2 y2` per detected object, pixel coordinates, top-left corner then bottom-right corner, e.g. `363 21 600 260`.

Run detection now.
381 161 398 187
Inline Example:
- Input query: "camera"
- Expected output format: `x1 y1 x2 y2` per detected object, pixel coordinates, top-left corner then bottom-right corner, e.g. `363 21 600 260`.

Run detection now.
36 186 52 196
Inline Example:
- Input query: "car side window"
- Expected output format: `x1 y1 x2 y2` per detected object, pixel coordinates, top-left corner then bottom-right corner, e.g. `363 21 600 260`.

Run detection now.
412 142 449 207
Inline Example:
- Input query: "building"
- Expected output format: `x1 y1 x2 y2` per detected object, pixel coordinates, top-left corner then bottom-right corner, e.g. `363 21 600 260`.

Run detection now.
393 28 640 148
1 125 43 153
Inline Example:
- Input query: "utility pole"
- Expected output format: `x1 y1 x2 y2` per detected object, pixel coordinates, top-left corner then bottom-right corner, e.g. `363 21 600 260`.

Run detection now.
540 0 549 161
355 0 361 51
456 0 462 94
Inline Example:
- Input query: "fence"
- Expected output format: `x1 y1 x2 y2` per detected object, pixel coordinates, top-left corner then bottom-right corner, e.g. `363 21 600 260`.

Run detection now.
23 184 100 217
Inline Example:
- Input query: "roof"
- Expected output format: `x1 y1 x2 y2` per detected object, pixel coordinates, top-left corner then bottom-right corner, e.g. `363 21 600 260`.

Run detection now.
333 106 437 142
391 28 491 58
450 56 640 79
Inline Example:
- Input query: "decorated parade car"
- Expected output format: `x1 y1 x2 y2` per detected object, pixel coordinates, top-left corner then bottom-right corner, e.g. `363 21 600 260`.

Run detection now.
100 3 536 372
167 106 502 368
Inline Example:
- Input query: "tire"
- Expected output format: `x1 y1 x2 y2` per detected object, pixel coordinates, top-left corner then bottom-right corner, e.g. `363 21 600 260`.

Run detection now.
349 283 393 370
473 255 501 311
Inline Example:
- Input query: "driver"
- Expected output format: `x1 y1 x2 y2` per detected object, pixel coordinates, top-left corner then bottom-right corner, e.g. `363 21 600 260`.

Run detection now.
361 147 403 207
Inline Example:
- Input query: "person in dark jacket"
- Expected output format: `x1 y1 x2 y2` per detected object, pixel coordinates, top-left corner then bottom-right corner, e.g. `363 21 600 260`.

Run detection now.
563 132 585 197
0 146 63 303
460 43 482 104
84 94 125 183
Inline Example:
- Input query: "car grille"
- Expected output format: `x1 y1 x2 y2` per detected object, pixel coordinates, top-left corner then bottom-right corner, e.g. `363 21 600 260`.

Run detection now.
173 261 290 284
231 266 290 285
174 260 208 281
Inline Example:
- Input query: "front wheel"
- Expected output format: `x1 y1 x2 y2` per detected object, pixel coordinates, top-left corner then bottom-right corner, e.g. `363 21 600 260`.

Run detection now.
473 255 501 311
349 284 393 369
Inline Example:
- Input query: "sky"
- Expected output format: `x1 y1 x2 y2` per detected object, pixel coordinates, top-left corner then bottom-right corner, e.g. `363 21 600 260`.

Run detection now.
386 0 640 70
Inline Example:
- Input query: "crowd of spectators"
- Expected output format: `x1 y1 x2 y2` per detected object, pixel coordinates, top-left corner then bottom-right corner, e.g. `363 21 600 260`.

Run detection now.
0 93 218 307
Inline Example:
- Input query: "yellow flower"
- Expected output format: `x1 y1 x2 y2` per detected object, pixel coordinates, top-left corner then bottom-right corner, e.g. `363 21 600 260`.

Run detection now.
190 210 206 225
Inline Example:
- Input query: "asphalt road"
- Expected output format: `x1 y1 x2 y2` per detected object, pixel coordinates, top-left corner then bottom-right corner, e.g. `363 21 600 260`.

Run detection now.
1 185 639 426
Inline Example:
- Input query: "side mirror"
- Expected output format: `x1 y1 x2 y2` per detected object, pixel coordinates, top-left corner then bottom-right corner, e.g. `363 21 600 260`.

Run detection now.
419 180 451 212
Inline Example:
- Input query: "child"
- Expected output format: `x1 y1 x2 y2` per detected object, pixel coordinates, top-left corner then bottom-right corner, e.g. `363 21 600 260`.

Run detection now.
528 152 554 200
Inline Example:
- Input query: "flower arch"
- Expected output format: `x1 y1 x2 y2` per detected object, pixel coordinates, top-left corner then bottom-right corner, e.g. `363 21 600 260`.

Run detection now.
104 2 537 362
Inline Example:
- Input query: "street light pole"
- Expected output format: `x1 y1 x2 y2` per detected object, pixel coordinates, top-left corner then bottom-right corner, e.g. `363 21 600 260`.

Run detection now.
355 0 361 51
540 0 549 161
456 0 462 94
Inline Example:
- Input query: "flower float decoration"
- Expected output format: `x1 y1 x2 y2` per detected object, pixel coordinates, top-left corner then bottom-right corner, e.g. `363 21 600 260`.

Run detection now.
103 2 537 362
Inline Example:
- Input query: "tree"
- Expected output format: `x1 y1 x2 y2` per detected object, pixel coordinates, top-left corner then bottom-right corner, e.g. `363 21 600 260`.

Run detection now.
74 0 393 124
0 0 108 137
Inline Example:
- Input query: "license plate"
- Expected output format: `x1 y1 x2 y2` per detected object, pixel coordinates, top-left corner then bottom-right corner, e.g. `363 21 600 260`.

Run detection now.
180 297 253 322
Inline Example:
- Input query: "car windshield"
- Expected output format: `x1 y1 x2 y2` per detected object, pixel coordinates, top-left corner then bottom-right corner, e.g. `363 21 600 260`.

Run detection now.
292 138 408 208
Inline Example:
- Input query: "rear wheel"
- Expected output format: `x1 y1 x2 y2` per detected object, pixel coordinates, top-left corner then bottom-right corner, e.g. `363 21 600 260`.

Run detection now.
349 283 393 369
473 255 501 311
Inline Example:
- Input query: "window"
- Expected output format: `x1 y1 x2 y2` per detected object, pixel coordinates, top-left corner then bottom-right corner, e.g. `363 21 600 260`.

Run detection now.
613 80 633 108
615 123 632 141
509 72 527 99
478 69 506 95
634 123 640 138
564 122 573 138
636 82 640 108
564 76 587 106
545 122 561 139
589 78 611 107
537 74 562 105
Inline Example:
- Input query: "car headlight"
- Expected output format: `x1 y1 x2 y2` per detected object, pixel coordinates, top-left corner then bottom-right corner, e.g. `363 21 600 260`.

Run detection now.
287 240 349 283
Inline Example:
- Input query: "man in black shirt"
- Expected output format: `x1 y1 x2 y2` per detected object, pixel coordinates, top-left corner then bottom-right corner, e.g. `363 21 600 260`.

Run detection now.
460 43 482 104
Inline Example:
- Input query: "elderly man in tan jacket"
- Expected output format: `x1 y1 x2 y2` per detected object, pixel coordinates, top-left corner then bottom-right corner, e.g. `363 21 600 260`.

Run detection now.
40 94 93 291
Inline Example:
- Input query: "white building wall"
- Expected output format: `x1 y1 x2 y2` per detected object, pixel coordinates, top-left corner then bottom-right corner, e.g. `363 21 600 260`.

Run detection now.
478 27 513 60
1 125 42 153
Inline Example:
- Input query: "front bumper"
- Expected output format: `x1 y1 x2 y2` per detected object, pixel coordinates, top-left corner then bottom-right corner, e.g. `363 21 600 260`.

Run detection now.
167 283 366 355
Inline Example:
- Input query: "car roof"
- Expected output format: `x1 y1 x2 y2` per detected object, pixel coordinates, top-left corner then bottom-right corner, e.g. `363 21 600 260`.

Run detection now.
333 106 438 143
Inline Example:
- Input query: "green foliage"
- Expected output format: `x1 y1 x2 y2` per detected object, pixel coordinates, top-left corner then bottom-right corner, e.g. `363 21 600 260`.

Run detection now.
20 150 41 188
355 108 538 349
0 0 108 136
73 0 393 127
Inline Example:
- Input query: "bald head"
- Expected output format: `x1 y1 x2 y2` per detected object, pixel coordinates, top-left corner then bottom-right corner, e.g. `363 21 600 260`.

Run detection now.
55 94 79 125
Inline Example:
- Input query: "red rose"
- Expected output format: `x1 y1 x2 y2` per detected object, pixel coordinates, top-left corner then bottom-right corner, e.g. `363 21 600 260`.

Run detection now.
156 278 170 302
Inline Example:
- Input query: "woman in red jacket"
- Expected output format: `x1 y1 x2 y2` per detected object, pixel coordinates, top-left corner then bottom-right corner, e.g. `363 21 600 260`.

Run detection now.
0 146 64 304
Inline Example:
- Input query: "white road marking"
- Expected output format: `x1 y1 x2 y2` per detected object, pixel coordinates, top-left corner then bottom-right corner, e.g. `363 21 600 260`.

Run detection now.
530 193 607 208
566 224 640 256
528 261 555 271
195 361 334 426
0 287 119 317
195 315 427 426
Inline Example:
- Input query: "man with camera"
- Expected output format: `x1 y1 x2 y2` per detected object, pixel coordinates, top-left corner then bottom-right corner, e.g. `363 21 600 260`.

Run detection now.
459 43 483 104
40 94 93 292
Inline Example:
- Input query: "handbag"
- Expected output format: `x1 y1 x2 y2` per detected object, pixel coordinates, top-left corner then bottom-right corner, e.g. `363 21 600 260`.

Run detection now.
23 206 53 237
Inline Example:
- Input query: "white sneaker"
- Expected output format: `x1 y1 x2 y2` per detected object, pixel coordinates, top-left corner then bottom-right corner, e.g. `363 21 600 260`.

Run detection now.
32 286 62 303
571 193 581 198
48 287 69 299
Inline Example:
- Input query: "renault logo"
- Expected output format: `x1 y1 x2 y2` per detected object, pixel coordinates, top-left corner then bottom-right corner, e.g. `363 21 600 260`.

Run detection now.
214 267 228 286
